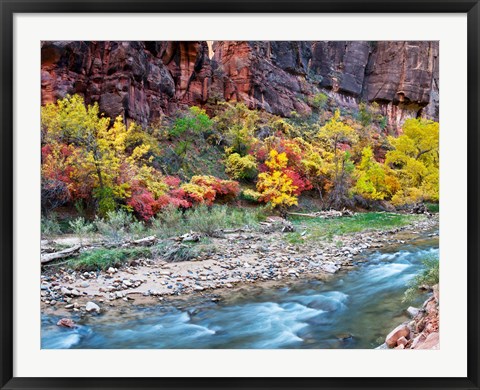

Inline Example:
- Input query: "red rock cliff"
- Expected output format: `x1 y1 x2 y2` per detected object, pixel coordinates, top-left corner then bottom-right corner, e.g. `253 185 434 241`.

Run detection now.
41 40 439 128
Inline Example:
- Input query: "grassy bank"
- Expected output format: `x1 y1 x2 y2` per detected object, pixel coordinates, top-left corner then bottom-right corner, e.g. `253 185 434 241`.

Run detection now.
284 212 420 244
43 209 426 272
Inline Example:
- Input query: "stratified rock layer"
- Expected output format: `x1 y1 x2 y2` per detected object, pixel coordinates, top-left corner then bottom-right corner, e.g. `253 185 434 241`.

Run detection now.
41 41 212 126
41 40 439 129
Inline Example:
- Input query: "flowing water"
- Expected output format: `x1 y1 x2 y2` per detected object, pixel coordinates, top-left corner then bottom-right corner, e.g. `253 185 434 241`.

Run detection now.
41 232 438 349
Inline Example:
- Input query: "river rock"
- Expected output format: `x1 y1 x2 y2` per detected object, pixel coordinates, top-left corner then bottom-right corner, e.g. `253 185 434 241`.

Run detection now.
385 323 410 348
321 262 339 274
57 318 76 328
407 306 421 317
396 336 409 347
85 301 100 313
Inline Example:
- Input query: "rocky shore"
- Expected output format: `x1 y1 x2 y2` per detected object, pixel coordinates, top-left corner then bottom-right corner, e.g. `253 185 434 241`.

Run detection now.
380 285 439 350
42 215 438 318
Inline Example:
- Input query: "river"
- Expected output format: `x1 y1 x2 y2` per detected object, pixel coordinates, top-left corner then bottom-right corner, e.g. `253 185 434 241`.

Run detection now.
41 232 438 349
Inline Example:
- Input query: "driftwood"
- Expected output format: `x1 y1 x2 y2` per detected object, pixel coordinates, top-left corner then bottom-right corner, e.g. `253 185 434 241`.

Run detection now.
128 235 157 246
287 209 355 219
41 245 81 264
286 212 319 218
172 232 202 242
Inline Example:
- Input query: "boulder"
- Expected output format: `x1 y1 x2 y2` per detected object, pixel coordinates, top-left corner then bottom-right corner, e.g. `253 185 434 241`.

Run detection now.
385 323 410 348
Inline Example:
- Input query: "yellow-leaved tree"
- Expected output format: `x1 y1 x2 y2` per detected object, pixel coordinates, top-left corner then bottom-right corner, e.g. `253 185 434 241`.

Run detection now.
317 110 358 208
256 150 298 210
41 95 159 214
385 118 439 205
353 147 387 200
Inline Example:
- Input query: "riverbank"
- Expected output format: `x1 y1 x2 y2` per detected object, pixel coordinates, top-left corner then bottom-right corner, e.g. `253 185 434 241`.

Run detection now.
42 214 438 317
381 285 439 350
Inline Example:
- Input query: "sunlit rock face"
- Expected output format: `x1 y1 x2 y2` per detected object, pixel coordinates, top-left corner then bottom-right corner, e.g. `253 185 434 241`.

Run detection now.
41 40 438 129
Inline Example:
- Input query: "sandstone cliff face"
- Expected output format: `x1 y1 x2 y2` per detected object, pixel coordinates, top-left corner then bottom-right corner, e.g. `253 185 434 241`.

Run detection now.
41 41 212 126
41 40 439 129
211 41 314 117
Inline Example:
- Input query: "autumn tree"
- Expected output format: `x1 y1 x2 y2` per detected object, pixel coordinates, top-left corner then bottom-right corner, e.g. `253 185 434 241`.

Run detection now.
256 150 308 211
353 147 389 201
215 102 260 156
317 110 358 208
386 118 439 205
42 95 160 215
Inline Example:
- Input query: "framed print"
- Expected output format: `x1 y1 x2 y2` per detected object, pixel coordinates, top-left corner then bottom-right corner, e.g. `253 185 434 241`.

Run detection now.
1 1 479 389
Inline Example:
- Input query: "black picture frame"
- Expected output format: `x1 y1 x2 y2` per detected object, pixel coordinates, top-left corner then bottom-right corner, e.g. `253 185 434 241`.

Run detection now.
1 1 479 389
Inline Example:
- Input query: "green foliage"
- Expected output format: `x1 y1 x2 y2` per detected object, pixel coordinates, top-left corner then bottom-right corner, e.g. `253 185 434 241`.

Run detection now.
155 239 216 262
129 220 147 239
41 213 63 237
379 116 388 130
425 203 439 213
241 189 263 203
93 187 117 216
95 209 134 243
216 103 260 156
69 247 152 271
170 106 212 137
68 217 95 246
152 205 266 238
358 102 373 127
151 206 185 238
403 254 439 303
309 93 329 110
187 205 229 236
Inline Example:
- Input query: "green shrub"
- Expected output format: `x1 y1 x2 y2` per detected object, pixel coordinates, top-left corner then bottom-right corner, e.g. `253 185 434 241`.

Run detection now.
358 102 373 127
68 247 152 271
93 187 117 216
187 205 228 236
152 205 267 238
41 213 62 237
68 217 95 246
95 209 134 243
310 93 329 110
379 116 388 130
403 254 439 303
154 238 217 262
151 206 185 238
170 106 212 137
130 220 147 239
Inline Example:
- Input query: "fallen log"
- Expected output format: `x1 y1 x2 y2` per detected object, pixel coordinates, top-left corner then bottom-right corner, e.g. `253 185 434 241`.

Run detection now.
286 212 319 218
287 209 355 219
41 245 81 264
129 235 157 246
